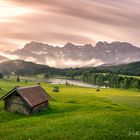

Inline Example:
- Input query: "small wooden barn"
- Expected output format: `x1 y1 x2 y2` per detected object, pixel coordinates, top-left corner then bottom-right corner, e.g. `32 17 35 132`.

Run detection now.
0 85 51 115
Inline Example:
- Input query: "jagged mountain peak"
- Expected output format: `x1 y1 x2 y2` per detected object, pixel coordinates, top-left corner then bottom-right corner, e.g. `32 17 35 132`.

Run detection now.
95 41 109 47
64 42 75 47
23 41 53 52
84 44 93 48
2 41 140 68
111 41 133 46
95 41 137 48
24 41 44 47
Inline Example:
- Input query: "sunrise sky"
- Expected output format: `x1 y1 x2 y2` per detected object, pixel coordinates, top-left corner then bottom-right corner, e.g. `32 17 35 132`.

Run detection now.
0 0 140 50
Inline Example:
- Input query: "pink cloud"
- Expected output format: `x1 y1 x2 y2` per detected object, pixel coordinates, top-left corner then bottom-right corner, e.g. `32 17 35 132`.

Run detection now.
0 0 140 50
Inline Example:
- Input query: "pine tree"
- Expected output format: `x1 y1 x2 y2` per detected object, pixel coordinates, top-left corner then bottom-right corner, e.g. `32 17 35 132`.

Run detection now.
0 73 3 79
17 76 20 82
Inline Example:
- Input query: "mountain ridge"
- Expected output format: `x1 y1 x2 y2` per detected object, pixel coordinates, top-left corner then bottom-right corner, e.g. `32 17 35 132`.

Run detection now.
2 41 140 68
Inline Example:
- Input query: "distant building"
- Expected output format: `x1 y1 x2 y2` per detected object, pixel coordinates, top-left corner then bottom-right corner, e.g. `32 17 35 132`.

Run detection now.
0 85 51 115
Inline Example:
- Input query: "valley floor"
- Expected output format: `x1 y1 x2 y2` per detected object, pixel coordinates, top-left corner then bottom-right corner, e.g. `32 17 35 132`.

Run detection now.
0 79 140 140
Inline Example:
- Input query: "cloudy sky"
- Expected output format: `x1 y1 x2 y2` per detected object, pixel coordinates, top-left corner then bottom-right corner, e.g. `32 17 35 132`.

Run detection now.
0 0 140 50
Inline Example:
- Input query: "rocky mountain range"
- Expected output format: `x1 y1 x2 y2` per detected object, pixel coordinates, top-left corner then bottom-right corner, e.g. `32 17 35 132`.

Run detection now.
1 41 140 68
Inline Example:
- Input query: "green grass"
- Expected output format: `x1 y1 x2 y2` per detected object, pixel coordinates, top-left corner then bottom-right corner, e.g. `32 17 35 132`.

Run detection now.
0 79 140 140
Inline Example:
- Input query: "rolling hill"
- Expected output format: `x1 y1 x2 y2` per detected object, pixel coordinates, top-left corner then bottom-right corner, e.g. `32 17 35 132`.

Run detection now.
0 80 140 140
0 60 139 76
0 60 51 75
97 61 140 76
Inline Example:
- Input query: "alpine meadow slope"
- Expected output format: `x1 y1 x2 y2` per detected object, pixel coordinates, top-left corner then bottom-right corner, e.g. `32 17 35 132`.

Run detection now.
0 79 140 140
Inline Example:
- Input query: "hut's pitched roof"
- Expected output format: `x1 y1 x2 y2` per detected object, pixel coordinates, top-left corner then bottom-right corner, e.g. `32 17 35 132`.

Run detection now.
1 86 51 107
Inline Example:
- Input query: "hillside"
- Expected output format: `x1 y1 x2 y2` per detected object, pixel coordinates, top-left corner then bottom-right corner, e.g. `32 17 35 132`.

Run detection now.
0 60 51 75
0 80 140 140
0 60 139 76
97 61 140 76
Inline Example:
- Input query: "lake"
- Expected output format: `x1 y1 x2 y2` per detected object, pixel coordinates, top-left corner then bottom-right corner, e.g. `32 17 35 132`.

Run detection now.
21 77 105 88
46 78 98 88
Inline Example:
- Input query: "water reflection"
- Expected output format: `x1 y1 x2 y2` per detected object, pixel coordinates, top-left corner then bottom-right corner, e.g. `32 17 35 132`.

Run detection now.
46 78 98 88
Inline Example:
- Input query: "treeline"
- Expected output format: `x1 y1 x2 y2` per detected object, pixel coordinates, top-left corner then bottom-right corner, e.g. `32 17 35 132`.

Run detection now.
82 72 140 89
15 68 81 77
97 61 140 76
56 61 140 77
0 60 139 77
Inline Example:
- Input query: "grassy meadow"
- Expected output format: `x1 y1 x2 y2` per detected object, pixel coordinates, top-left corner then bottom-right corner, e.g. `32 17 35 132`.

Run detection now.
0 78 140 140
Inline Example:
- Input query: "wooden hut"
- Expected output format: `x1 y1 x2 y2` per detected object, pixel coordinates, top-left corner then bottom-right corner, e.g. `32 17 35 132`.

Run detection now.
0 85 51 115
